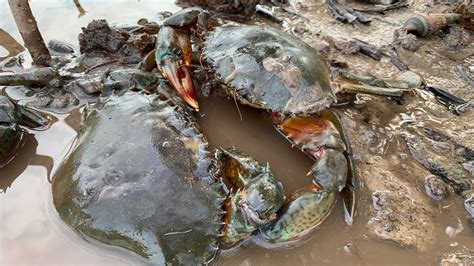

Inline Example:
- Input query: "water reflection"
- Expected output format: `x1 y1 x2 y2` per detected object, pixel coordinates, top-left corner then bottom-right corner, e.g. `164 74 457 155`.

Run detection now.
64 107 82 133
0 134 53 193
0 28 24 61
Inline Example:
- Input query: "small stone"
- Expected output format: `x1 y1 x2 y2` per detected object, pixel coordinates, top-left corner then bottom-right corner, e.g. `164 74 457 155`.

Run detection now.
368 217 380 225
384 222 395 232
372 191 389 210
424 175 449 201
432 142 451 154
48 78 63 88
313 40 331 55
449 242 459 247
388 213 397 221
440 250 474 265
343 243 353 255
398 153 408 160
463 191 474 217
366 156 382 165
445 219 464 238
390 155 400 165
399 33 421 52
462 161 474 177
454 147 466 157
156 11 173 22
443 25 471 49
469 218 474 233
292 22 309 35
137 18 148 25
445 226 457 237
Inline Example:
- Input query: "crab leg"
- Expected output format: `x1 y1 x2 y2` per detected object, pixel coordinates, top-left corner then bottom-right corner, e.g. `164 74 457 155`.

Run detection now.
216 148 286 246
275 115 349 192
262 187 337 242
339 70 425 97
318 109 356 224
340 83 405 97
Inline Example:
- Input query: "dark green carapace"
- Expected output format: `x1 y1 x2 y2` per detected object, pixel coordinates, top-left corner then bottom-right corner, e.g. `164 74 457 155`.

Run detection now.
52 92 224 264
204 26 336 114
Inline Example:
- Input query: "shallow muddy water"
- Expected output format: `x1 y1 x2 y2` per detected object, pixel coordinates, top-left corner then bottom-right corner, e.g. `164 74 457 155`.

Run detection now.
1 0 473 265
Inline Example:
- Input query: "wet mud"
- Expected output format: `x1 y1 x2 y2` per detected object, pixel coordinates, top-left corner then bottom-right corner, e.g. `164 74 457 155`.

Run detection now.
1 0 473 265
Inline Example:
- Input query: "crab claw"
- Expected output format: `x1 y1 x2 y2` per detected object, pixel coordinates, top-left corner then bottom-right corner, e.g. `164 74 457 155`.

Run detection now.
273 111 356 225
216 148 285 246
261 188 337 242
160 57 198 110
156 27 199 111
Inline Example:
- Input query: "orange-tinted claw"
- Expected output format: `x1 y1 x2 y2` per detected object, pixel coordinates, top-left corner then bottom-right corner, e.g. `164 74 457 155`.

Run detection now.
279 116 329 144
161 58 199 111
156 26 199 111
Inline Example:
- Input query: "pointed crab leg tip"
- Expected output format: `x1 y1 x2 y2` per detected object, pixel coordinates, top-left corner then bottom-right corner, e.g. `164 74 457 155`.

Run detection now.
306 168 315 176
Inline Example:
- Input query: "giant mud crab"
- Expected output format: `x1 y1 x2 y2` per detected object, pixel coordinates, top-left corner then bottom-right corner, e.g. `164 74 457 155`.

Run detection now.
154 7 362 227
51 8 361 264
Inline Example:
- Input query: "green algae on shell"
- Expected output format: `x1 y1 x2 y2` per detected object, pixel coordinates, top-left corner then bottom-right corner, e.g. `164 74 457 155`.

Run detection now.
203 25 336 114
52 91 224 264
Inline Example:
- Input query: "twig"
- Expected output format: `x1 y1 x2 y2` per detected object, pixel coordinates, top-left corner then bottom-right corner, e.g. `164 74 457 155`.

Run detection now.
0 28 24 60
382 46 409 71
232 92 243 121
455 65 474 87
325 0 371 24
353 1 409 12
85 60 119 74
256 5 284 24
352 38 382 60
163 229 193 236
73 0 87 18
7 0 51 65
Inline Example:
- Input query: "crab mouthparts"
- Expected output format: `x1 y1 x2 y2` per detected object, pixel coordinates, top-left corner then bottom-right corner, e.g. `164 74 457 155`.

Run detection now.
162 61 199 111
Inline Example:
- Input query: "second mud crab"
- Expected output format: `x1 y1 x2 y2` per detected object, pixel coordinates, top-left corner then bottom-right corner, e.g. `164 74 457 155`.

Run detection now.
154 8 359 242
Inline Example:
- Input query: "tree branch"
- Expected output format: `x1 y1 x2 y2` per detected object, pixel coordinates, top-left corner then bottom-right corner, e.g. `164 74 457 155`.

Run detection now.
0 28 24 60
7 0 51 65
73 0 87 18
